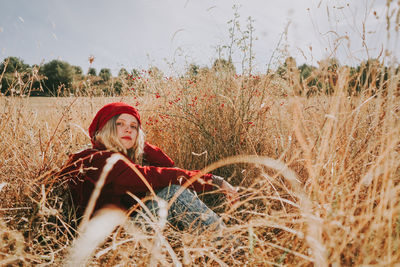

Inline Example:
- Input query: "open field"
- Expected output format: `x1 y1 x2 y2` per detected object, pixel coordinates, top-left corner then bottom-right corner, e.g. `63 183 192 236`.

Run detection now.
0 66 400 266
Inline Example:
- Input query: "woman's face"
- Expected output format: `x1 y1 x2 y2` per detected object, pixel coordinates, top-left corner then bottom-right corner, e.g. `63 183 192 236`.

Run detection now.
115 113 139 150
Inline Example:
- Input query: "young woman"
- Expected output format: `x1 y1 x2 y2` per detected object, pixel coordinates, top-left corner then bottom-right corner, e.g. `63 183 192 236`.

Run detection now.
60 102 238 232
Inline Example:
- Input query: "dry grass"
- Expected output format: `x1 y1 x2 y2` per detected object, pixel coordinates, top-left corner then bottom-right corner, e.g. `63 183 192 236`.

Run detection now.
1 2 400 264
0 59 399 266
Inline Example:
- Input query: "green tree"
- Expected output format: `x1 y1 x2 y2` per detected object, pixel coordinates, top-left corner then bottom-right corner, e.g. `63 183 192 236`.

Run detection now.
277 57 297 77
298 63 313 81
298 63 318 96
212 58 236 74
72 65 83 75
357 58 385 95
186 63 200 77
118 68 129 77
317 58 340 95
1 57 31 94
276 57 302 95
113 81 123 95
0 56 30 73
40 59 74 96
87 67 97 76
131 69 140 77
99 68 111 82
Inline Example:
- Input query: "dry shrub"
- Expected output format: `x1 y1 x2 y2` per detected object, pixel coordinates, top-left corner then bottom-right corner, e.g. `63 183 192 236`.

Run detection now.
0 61 399 266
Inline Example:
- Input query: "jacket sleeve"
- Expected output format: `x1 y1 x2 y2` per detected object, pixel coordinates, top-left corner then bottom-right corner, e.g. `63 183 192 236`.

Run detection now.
58 153 83 179
143 142 175 167
84 151 213 194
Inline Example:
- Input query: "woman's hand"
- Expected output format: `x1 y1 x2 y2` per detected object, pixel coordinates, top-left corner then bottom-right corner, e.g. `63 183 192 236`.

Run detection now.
221 180 239 206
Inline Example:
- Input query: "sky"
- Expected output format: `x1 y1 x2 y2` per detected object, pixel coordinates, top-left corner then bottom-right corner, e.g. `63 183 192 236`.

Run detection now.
0 0 398 76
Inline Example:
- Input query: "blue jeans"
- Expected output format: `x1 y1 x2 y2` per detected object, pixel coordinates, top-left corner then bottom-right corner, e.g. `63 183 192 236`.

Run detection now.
135 185 225 232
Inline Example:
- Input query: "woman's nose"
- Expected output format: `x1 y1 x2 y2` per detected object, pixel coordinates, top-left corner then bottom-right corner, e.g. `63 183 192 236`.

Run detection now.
125 126 132 133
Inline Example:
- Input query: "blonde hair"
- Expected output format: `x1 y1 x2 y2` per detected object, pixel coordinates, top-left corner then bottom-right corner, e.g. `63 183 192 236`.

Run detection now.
94 115 145 164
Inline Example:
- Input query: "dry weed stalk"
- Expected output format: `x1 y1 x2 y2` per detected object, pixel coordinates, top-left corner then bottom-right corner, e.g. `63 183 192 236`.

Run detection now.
64 207 126 267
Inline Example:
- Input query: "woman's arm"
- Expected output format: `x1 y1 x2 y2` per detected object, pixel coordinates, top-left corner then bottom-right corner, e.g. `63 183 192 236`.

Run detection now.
75 150 212 194
66 149 236 202
143 142 175 167
212 175 239 205
111 159 213 193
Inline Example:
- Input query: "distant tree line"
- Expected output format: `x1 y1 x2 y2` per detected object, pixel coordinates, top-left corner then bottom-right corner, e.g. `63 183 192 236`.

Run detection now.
0 56 398 97
0 57 116 96
276 57 399 96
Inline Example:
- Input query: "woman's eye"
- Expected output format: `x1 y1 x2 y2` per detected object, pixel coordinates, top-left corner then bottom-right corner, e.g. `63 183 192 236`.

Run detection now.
116 122 123 126
130 125 138 130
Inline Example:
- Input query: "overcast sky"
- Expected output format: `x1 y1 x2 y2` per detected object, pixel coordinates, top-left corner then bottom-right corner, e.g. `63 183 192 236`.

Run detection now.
0 0 398 75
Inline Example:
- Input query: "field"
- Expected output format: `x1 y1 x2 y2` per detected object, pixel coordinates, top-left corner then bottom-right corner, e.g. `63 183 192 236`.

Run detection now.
0 64 399 266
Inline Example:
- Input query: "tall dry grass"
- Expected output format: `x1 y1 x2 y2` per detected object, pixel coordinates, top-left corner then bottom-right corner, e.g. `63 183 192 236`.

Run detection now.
1 1 400 265
0 59 399 266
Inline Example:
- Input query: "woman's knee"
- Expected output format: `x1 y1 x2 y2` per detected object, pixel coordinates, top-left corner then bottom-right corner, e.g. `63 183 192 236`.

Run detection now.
167 184 182 193
156 184 184 199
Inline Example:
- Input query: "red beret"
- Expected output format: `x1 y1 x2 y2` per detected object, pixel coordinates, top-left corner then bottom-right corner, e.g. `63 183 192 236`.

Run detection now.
89 102 141 140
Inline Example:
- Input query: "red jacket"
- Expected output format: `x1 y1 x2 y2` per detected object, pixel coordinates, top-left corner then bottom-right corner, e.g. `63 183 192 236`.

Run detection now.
60 142 213 213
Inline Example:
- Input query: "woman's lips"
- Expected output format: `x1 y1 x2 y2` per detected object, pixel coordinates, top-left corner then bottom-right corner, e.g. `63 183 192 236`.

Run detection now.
121 136 132 140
